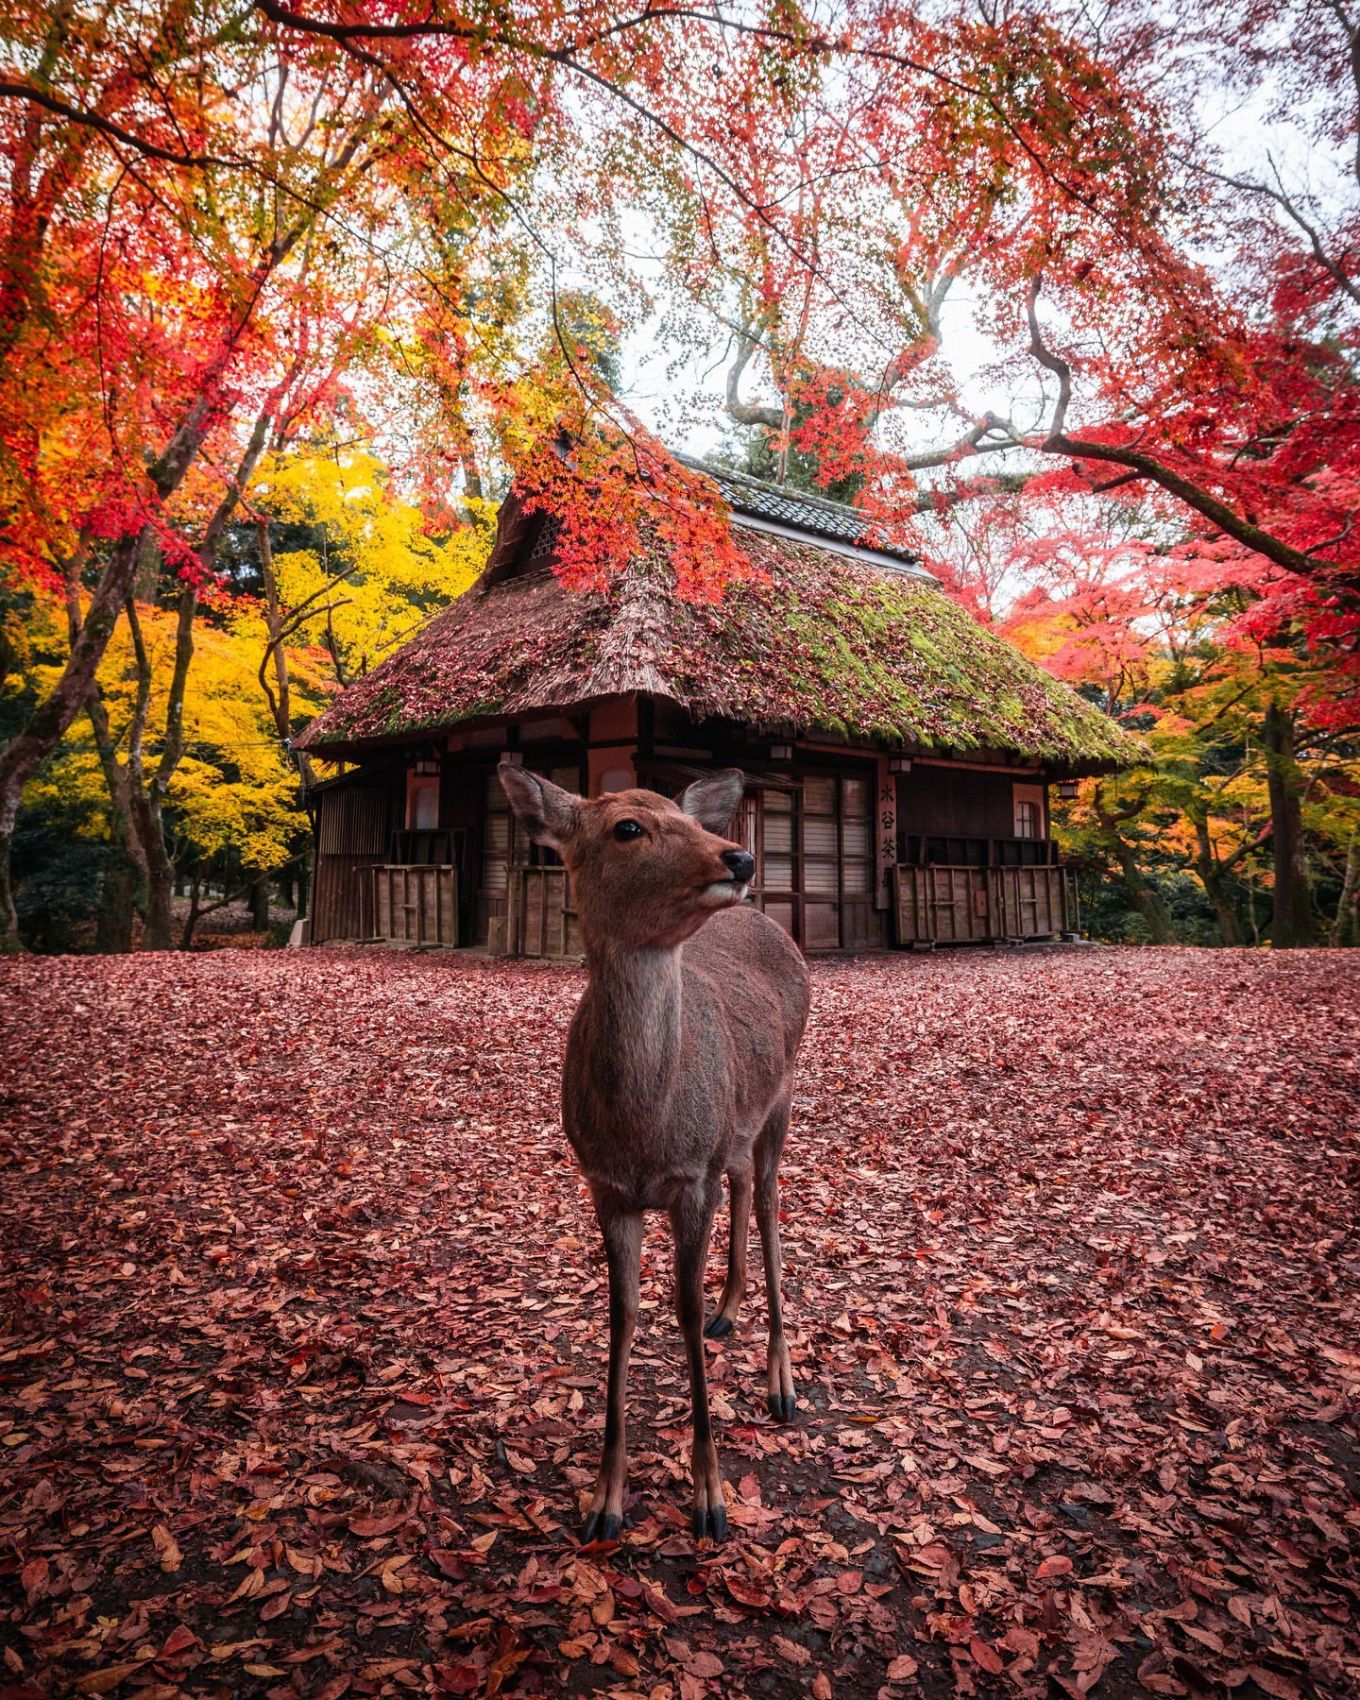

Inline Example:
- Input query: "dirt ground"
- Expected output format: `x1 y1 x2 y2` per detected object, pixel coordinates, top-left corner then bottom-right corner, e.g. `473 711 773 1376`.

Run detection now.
1 946 1357 1699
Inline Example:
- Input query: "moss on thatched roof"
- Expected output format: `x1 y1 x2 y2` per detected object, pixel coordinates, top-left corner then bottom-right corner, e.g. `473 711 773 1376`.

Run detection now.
296 526 1140 773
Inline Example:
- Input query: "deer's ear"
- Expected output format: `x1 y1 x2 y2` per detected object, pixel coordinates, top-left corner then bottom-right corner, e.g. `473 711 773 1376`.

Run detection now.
679 768 745 835
498 760 580 850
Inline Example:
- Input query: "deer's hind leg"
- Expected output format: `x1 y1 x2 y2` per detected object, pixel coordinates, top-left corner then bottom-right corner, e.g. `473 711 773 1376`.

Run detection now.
754 1094 796 1422
704 1163 752 1340
671 1176 728 1542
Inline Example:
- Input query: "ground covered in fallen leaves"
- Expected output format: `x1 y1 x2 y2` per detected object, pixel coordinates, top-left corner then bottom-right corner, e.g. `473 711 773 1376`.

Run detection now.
1 946 1358 1700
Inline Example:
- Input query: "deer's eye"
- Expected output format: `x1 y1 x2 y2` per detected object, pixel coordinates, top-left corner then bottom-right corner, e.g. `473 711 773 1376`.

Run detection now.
613 819 645 842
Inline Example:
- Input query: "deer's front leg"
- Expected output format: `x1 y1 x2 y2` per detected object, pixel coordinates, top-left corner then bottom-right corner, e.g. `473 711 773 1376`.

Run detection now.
671 1179 727 1542
583 1201 642 1544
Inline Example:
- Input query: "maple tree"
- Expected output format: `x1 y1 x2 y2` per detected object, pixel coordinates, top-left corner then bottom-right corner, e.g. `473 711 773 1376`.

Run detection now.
931 494 1360 948
3 0 1358 946
13 577 304 947
241 444 495 718
701 0 1359 597
3 438 493 951
697 1 1360 942
0 0 543 947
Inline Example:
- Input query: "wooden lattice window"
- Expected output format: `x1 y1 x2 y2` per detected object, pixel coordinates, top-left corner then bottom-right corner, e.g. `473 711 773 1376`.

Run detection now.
527 517 561 564
762 789 795 896
481 774 511 896
840 777 872 896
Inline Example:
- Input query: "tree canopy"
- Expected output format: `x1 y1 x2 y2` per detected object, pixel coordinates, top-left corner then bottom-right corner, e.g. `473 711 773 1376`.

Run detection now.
1 0 1357 947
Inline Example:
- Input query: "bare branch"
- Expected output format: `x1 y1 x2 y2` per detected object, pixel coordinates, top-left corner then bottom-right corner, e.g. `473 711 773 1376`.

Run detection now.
900 415 1017 472
0 79 234 169
1024 281 1344 579
725 326 783 431
1189 156 1360 309
1026 278 1072 440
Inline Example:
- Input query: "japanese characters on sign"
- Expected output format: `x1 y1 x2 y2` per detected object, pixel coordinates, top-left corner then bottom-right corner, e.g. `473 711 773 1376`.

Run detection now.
875 760 897 911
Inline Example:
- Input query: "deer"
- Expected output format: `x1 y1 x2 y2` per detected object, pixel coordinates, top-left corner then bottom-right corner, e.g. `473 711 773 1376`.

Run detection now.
498 760 811 1543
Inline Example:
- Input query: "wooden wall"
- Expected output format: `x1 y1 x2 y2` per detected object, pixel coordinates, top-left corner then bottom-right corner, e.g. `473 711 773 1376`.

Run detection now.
511 866 583 957
894 864 1068 945
308 712 1067 956
311 771 400 943
734 771 879 951
374 864 458 946
475 757 583 945
896 765 1028 843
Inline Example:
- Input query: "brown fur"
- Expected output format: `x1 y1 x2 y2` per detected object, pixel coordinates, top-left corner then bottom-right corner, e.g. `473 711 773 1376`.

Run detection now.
498 762 811 1542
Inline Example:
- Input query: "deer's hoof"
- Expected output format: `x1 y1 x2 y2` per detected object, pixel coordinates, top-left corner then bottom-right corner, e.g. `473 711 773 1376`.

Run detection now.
692 1501 728 1543
581 1510 623 1545
767 1393 797 1423
703 1313 734 1340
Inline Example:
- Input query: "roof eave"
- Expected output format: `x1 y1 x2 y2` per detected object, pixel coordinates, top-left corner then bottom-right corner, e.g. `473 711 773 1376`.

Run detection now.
300 689 1142 775
727 511 937 583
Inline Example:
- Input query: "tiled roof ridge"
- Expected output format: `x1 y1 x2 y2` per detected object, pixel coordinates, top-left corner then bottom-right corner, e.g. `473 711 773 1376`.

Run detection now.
674 453 922 569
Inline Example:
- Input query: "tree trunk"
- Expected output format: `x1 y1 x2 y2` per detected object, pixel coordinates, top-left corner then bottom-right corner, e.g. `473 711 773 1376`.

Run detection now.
1091 785 1179 945
139 856 176 950
0 527 156 950
95 849 141 954
129 583 197 951
180 874 203 951
128 408 275 949
1332 833 1359 947
0 827 19 953
0 375 232 952
257 516 317 790
249 875 270 931
1262 699 1315 948
1103 828 1179 944
85 686 148 955
1191 816 1242 947
61 545 148 954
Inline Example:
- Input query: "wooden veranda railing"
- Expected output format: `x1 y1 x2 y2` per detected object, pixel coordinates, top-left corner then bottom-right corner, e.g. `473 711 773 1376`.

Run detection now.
893 863 1074 945
509 864 582 958
372 863 458 946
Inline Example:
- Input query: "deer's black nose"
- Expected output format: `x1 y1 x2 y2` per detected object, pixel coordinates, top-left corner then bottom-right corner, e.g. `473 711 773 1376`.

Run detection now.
721 849 756 882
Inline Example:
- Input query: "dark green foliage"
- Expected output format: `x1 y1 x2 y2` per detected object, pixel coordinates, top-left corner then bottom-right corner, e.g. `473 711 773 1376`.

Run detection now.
12 794 113 954
1073 856 1224 946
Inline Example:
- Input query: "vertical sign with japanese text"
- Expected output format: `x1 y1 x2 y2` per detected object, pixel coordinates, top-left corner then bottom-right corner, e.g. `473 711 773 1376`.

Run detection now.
875 754 898 910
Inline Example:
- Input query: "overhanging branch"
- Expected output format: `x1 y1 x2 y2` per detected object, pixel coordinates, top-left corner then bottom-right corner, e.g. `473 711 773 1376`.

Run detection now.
1025 279 1346 581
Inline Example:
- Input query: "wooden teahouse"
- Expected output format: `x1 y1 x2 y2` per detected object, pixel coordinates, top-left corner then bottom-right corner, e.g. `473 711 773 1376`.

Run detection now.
295 460 1140 954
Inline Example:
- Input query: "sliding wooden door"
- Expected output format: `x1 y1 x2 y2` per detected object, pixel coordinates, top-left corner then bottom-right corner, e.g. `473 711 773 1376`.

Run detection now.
739 771 880 951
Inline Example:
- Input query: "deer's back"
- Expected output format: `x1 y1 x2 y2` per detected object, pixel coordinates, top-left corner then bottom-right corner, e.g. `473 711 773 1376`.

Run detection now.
682 904 810 1067
673 906 810 1149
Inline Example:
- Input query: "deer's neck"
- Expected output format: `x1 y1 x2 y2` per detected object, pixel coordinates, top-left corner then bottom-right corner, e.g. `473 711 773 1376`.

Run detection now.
582 941 684 1113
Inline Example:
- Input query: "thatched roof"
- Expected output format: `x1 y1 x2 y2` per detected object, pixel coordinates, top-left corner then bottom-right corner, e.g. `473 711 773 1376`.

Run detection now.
296 499 1141 774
